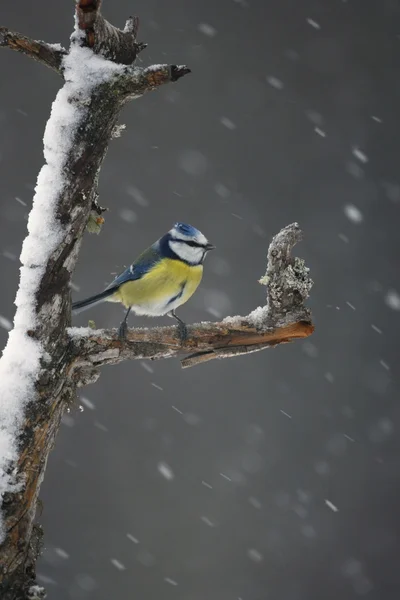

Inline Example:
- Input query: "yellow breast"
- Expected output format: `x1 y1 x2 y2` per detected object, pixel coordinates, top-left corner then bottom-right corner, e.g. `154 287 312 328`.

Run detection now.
112 258 203 315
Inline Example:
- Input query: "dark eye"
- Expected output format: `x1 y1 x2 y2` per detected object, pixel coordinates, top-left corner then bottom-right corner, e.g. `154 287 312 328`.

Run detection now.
185 240 203 248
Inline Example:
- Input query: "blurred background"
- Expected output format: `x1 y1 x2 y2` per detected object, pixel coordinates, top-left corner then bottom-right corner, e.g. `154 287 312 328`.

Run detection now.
1 1 400 598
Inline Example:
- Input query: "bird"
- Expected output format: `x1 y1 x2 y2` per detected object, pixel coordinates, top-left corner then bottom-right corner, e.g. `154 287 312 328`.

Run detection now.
72 222 215 340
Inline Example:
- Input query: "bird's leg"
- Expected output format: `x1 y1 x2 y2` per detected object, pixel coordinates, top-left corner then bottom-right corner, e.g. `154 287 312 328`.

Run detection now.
168 310 188 342
118 306 131 340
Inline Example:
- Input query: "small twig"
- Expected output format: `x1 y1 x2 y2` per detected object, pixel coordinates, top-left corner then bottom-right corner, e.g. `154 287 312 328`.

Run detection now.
123 17 147 54
124 16 138 36
181 343 274 368
120 64 191 97
0 27 66 74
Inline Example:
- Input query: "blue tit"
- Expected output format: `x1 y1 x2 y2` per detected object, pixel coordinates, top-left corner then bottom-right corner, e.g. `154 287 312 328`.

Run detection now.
72 222 215 339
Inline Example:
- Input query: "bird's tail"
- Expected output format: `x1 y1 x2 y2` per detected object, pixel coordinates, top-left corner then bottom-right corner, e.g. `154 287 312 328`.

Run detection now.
72 287 118 314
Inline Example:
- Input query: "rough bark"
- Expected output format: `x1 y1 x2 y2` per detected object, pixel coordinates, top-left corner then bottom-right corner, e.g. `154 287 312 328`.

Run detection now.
0 27 66 74
0 3 313 599
76 0 147 62
0 4 190 598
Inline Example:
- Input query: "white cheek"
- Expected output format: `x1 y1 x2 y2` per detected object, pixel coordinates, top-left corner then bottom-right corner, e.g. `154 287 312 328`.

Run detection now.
170 241 203 263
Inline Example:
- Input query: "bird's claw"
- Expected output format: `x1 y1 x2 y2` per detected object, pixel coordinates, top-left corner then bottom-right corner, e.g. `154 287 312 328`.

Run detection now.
176 321 188 343
118 320 128 341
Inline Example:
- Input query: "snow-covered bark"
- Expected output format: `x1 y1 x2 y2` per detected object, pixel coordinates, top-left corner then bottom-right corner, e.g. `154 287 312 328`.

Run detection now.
0 5 191 597
0 39 124 539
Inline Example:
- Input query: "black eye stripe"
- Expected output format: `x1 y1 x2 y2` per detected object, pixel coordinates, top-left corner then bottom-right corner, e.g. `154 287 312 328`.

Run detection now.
184 240 204 248
172 239 204 248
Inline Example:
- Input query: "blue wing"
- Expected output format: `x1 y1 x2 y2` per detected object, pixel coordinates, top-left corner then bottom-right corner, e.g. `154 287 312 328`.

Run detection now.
106 244 161 290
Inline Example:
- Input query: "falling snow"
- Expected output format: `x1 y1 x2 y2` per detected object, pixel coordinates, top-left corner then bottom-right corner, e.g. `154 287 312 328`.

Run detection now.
346 160 364 179
201 516 216 527
80 396 95 410
247 548 263 562
151 382 163 391
280 409 292 419
198 23 217 37
0 3 399 598
325 499 339 512
157 462 174 480
266 75 284 90
201 480 213 489
307 18 321 29
352 147 368 163
344 204 363 223
119 208 137 223
248 496 262 509
314 127 326 137
126 185 149 207
385 290 400 311
111 559 126 571
178 149 208 176
0 315 12 331
220 116 237 130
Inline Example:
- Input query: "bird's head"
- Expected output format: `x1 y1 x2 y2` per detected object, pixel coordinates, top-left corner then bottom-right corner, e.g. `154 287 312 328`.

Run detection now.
166 222 215 265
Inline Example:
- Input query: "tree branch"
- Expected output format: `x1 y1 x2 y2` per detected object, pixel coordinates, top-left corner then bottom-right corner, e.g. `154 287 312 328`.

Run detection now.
0 27 66 74
119 64 191 98
67 223 313 377
75 0 147 64
0 5 191 598
70 320 313 370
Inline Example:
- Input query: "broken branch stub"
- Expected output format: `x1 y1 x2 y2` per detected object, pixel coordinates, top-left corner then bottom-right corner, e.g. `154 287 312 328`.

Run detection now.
262 222 313 328
75 0 146 64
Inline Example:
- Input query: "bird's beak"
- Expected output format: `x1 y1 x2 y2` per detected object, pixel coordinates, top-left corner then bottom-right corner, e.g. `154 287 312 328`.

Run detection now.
205 243 216 251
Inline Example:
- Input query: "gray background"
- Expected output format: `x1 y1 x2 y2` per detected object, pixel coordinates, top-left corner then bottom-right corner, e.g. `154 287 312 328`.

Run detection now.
1 1 400 599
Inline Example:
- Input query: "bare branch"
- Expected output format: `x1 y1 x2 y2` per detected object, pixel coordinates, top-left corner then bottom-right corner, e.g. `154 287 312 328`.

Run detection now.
67 222 314 377
75 0 146 64
119 64 191 97
181 343 280 369
69 320 313 373
0 27 66 73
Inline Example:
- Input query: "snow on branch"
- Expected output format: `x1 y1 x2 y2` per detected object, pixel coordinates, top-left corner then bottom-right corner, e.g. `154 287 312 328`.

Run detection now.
0 38 125 533
68 223 314 374
0 6 192 597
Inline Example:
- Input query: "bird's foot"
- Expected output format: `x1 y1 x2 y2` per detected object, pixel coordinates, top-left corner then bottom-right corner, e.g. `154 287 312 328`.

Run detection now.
118 320 128 341
176 321 188 343
167 310 188 344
